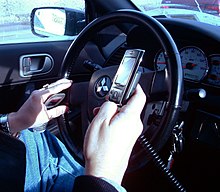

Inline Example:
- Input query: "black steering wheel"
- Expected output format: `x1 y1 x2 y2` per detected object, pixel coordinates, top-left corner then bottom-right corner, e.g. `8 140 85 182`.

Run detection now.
57 9 183 172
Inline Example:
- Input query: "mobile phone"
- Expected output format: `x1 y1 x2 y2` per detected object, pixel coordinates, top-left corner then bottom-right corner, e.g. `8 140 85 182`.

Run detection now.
108 49 145 106
45 93 67 109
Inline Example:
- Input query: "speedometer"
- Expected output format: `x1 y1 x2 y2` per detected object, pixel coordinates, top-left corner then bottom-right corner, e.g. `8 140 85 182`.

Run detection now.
180 46 209 81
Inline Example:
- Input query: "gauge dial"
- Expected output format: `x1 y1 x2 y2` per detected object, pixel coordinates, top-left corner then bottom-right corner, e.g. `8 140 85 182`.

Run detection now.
180 46 209 81
207 54 220 86
154 50 167 71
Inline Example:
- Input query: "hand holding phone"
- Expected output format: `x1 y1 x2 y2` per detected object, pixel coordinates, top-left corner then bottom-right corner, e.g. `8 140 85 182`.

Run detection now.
108 49 145 107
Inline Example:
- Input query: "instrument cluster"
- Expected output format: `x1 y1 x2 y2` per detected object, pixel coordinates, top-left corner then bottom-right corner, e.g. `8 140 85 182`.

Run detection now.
154 46 220 87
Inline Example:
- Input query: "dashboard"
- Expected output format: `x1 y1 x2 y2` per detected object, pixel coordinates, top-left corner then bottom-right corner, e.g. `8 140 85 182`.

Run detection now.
78 17 220 117
155 47 220 87
158 18 220 89
125 18 220 89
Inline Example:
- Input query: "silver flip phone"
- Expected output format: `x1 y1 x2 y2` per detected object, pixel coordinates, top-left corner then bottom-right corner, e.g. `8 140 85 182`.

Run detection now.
108 49 145 106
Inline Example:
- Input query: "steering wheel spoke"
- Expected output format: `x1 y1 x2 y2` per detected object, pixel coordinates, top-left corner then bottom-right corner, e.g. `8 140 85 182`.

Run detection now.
69 81 89 108
150 69 169 102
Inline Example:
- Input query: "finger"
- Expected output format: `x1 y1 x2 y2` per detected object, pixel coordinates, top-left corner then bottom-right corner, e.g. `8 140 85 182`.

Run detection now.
122 84 146 114
46 105 68 119
92 101 118 126
39 78 72 91
48 78 72 89
39 79 72 102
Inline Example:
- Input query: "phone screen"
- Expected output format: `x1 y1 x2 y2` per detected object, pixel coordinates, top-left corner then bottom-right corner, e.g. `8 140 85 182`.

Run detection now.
115 57 136 86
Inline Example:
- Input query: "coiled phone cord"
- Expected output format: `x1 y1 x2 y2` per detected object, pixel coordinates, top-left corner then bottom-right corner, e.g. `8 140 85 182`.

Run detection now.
138 135 186 192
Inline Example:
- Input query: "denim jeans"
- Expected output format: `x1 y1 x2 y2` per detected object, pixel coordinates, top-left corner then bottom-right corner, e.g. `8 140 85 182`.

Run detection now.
19 129 84 192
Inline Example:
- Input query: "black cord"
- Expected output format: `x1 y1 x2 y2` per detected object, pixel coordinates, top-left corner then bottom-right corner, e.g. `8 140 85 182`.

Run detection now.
138 135 186 192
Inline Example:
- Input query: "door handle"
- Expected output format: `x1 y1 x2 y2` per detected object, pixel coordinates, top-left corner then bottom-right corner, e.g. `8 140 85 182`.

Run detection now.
20 54 54 77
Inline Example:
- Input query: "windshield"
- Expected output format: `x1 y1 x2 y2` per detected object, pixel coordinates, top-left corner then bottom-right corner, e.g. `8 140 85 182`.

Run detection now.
131 0 220 26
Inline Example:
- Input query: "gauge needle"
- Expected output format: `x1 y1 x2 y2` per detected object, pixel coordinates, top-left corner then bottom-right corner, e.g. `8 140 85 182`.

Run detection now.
157 62 166 64
183 62 197 69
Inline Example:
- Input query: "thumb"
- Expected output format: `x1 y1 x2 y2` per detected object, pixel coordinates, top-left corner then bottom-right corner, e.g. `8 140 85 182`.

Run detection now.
47 105 68 119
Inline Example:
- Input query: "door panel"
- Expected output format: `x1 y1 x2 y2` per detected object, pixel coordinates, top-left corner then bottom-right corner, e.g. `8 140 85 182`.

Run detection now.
0 40 72 125
0 41 72 86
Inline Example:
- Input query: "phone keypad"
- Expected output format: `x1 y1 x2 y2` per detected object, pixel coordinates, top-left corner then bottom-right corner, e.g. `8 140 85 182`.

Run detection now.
109 88 122 104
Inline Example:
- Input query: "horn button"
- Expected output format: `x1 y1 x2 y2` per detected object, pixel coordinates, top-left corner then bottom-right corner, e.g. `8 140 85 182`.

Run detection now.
87 66 118 120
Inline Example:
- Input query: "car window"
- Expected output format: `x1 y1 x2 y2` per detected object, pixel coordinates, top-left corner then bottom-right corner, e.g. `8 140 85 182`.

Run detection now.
132 0 220 26
0 0 85 44
161 0 220 15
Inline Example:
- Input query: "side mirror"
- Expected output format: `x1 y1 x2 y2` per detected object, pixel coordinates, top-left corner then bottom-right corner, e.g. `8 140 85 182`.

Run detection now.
30 7 85 37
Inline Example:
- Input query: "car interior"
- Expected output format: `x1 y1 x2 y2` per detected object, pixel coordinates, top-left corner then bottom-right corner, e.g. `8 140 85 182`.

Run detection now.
0 0 220 191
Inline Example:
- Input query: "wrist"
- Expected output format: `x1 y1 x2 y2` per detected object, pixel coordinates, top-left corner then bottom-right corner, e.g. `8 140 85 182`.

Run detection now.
0 113 21 137
8 112 20 133
0 114 11 134
85 163 123 185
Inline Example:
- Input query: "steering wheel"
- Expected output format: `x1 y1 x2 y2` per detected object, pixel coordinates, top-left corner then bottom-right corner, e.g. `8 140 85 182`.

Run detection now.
57 9 183 171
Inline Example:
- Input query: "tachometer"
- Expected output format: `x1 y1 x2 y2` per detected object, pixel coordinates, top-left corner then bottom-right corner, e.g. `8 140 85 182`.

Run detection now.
154 50 167 71
180 46 209 81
